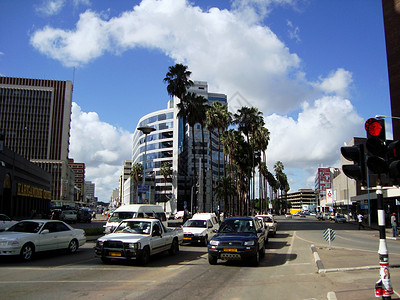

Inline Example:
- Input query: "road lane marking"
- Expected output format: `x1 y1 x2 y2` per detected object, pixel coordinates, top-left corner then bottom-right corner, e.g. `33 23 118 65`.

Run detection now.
284 231 296 265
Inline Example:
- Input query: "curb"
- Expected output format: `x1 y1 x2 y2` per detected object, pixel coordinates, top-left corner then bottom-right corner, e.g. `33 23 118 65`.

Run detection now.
310 244 324 272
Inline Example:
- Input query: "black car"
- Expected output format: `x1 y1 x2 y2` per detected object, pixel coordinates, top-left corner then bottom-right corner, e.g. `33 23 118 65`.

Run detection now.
77 209 92 223
207 216 266 266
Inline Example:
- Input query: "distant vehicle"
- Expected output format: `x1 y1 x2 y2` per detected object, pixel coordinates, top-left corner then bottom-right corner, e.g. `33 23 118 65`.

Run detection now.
104 204 167 233
0 220 86 261
95 218 183 265
255 214 277 236
77 209 92 223
183 213 219 246
334 214 346 223
285 213 292 219
174 211 185 219
0 214 18 231
316 212 330 221
63 210 78 223
299 212 306 218
207 216 266 266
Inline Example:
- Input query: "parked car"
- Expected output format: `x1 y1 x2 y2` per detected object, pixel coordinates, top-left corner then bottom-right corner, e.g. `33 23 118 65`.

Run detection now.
335 214 347 223
316 212 330 221
256 214 277 236
77 209 92 223
95 218 183 265
0 220 86 261
0 214 18 231
63 210 78 223
50 209 65 220
207 216 266 266
182 213 219 246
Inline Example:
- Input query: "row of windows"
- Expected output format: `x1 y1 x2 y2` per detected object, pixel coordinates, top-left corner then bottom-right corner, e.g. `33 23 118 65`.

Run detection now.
139 112 174 127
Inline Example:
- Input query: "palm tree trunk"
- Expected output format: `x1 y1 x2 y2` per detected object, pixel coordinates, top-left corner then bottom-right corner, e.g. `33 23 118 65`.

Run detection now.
192 125 197 212
208 130 214 212
201 125 206 212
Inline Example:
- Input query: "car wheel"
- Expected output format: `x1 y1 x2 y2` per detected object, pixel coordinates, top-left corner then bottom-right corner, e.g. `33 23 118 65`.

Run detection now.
208 254 218 265
168 239 179 256
203 235 208 247
67 239 79 253
101 257 111 263
260 243 265 259
250 248 260 266
20 243 34 261
139 247 150 265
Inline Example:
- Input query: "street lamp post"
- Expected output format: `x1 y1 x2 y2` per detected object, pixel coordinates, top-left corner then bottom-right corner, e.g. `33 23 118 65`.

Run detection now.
137 126 156 204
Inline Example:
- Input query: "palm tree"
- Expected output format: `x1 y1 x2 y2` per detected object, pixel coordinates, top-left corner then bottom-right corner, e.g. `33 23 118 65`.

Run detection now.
274 161 285 214
164 64 193 209
183 92 208 211
254 127 270 212
160 161 172 210
206 102 231 211
215 176 236 217
131 163 143 204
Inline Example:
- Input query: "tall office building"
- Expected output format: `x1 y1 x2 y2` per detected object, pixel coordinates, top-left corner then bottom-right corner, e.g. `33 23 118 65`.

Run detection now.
130 81 227 214
68 158 85 203
0 77 73 205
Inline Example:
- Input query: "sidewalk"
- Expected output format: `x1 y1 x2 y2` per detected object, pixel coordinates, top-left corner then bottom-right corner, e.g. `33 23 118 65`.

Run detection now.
310 225 400 299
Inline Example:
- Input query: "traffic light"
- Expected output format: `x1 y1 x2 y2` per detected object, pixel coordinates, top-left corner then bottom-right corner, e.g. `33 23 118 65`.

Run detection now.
388 140 400 184
364 118 389 185
341 144 366 185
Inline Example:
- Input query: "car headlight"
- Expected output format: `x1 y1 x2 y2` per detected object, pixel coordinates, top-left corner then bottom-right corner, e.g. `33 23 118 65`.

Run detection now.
244 240 255 246
128 243 139 249
209 240 219 246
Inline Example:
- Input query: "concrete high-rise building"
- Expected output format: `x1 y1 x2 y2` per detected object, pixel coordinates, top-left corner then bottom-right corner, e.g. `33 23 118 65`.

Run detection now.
0 76 73 206
68 158 85 203
85 180 95 203
130 81 227 214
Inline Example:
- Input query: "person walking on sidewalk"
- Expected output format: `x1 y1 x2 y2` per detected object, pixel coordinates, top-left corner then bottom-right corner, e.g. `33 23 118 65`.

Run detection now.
358 213 364 230
391 213 397 237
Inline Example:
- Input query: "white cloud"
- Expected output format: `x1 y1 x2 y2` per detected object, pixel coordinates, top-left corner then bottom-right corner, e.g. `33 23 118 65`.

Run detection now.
69 103 133 202
36 0 91 16
313 68 353 97
30 0 364 194
264 95 364 190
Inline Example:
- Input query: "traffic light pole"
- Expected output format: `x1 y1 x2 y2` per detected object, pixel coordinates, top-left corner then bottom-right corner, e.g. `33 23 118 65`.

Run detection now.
375 185 393 298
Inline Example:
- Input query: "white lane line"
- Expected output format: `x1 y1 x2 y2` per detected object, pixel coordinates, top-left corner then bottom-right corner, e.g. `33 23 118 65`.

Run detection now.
0 280 156 284
284 231 296 265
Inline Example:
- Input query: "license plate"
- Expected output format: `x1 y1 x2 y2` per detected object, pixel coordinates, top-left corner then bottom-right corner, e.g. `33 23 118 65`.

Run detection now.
184 237 192 240
109 252 121 257
223 248 237 252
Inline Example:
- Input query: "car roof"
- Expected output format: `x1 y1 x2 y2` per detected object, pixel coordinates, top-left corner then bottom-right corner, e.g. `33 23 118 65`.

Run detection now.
223 216 254 221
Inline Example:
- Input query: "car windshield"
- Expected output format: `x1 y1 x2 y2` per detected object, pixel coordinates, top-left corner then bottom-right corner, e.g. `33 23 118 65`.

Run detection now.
108 212 136 222
219 219 255 233
114 220 151 234
7 221 44 233
183 220 207 228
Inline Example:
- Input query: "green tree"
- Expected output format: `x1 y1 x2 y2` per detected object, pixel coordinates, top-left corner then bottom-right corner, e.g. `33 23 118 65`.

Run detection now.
164 63 193 208
130 163 143 204
160 162 172 210
215 176 236 217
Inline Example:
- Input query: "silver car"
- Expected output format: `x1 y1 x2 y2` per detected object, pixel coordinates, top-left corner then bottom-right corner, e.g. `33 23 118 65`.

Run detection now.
0 220 86 261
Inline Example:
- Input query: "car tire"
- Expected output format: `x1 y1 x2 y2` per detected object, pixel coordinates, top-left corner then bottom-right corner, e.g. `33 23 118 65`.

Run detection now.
260 243 265 259
250 248 260 266
101 257 111 264
139 247 150 265
67 239 79 253
20 243 34 261
168 239 179 256
203 235 208 247
208 254 218 265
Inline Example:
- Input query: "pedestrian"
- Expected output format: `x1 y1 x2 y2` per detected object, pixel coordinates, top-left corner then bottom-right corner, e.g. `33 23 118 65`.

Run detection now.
391 213 397 237
358 213 364 230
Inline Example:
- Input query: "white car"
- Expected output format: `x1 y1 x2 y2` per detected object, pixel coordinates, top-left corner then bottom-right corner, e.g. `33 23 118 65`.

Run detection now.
182 215 219 246
0 220 86 261
0 214 18 231
256 214 277 236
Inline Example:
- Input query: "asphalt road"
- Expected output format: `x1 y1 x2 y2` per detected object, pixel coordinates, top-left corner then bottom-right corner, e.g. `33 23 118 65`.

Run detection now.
1 216 398 300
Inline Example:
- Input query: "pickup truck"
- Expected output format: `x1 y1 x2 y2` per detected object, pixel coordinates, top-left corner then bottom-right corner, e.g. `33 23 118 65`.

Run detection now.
95 218 183 265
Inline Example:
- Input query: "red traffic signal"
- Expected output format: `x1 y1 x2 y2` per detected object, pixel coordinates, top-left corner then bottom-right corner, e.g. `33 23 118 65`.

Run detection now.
365 118 385 140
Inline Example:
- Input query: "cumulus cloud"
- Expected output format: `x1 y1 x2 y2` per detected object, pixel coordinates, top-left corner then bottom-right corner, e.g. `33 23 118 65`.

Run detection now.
69 103 133 201
30 0 363 194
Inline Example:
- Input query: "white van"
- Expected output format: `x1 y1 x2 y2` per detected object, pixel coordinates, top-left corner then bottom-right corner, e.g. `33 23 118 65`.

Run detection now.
104 204 167 233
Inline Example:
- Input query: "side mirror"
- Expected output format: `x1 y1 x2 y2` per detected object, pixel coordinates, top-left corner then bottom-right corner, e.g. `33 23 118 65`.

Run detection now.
41 229 50 234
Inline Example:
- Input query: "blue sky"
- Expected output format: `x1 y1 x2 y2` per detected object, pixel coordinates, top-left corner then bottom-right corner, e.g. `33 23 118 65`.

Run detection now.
0 0 391 202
